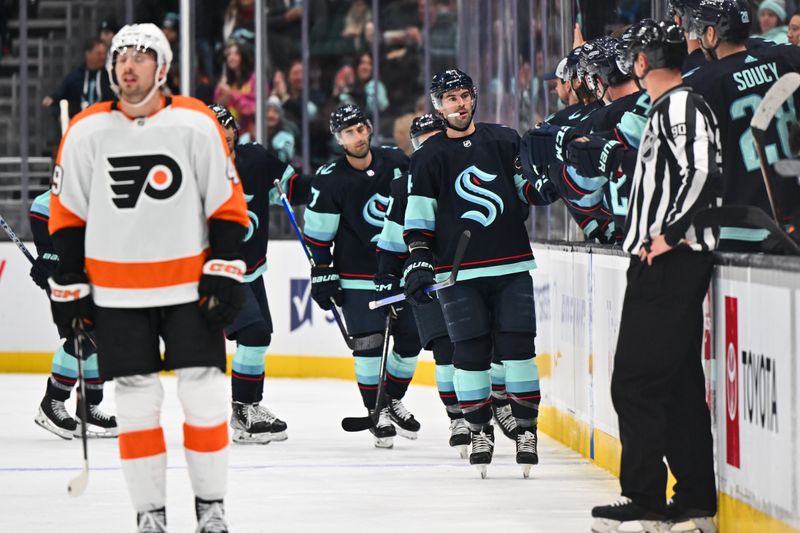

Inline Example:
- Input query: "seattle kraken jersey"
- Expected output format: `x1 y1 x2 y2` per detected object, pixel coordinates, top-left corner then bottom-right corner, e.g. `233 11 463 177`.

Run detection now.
685 44 800 241
405 123 543 282
546 100 603 127
682 48 707 76
29 190 54 254
234 142 311 282
376 171 411 277
303 147 409 289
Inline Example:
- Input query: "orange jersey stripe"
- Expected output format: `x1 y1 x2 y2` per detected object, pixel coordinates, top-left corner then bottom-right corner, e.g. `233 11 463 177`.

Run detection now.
55 101 114 165
48 192 86 234
183 421 229 453
86 252 206 289
119 427 166 460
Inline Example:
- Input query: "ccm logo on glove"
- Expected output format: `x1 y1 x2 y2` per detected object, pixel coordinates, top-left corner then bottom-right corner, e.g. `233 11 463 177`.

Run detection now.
203 259 245 282
48 280 91 302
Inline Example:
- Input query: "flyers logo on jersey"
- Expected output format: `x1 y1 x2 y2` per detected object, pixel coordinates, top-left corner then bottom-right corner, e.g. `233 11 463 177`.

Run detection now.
108 155 183 208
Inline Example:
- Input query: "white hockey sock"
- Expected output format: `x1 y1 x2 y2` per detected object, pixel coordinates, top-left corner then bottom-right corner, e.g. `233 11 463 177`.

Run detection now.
177 367 229 501
115 373 166 512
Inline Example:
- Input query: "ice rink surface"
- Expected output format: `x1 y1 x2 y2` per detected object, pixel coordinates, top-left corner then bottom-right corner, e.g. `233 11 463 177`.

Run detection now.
0 374 619 532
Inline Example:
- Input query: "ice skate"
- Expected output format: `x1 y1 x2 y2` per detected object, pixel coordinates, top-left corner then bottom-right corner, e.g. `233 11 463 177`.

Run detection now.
665 501 716 533
75 402 118 438
591 497 668 533
387 398 420 439
516 426 538 478
195 498 228 533
34 394 76 440
448 417 470 459
369 406 396 448
231 401 287 444
136 507 167 533
469 424 495 479
491 402 517 441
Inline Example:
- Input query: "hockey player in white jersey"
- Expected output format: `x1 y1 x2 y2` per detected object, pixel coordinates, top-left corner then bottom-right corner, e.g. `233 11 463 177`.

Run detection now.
47 24 248 533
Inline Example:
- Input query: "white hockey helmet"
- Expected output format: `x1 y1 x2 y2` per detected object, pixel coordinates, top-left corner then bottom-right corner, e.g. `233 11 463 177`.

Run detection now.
106 23 173 97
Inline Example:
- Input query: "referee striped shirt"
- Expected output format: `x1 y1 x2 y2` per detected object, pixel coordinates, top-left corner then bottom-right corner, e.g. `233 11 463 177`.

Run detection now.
623 86 722 255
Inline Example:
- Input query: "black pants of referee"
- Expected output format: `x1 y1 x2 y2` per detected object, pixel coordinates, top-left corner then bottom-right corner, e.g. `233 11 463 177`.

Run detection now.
611 249 717 515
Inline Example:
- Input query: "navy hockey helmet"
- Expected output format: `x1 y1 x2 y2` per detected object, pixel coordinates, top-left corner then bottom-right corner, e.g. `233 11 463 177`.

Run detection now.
623 19 688 75
410 113 447 150
429 68 477 111
208 103 239 143
329 103 372 136
692 0 752 43
580 37 630 94
669 0 704 34
563 46 584 82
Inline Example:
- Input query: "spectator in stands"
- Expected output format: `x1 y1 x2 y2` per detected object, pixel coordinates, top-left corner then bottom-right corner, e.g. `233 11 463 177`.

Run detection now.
162 12 181 94
98 18 118 48
215 39 257 140
758 0 790 43
273 59 322 125
788 8 800 44
337 52 389 113
224 0 256 43
41 37 112 119
341 0 371 55
393 112 414 155
267 0 302 72
266 95 298 164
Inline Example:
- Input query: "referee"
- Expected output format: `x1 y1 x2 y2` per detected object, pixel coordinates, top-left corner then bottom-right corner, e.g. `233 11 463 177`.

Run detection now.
591 20 721 533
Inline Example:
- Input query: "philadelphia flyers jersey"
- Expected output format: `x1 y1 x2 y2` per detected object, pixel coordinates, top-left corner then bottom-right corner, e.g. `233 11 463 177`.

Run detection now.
49 96 248 308
303 147 409 290
405 123 546 282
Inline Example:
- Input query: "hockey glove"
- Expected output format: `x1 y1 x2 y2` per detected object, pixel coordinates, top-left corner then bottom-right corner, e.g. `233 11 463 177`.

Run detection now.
524 123 577 170
402 246 435 306
374 273 403 316
49 272 94 330
30 251 59 291
567 135 623 181
198 256 246 329
310 266 343 311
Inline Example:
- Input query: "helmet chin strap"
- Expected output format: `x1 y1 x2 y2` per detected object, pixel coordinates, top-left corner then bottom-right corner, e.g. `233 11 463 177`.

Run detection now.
116 70 165 110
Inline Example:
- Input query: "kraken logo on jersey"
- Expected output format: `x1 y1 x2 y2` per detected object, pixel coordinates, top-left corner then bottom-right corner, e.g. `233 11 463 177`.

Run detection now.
244 193 258 242
362 192 390 242
108 154 183 208
455 165 504 227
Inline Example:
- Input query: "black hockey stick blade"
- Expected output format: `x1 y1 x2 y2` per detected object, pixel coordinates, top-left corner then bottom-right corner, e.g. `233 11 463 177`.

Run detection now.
694 205 800 255
68 320 90 497
341 314 393 432
775 159 800 178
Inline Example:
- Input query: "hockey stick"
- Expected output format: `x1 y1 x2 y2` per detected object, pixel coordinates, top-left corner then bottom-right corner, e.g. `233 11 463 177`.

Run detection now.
273 179 355 350
693 205 800 255
368 229 472 310
0 212 36 264
68 319 90 496
750 72 800 223
340 312 393 433
59 99 70 135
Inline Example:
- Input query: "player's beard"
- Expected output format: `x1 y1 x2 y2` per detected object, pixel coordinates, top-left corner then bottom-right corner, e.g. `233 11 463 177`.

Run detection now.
446 107 473 132
343 142 370 159
120 81 155 104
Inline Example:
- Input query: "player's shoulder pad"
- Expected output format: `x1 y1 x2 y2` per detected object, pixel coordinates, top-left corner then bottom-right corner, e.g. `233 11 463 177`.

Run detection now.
63 101 114 138
480 122 521 142
380 145 410 166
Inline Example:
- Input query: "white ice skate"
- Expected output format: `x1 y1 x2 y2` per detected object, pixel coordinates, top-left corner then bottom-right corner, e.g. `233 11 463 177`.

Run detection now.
448 418 470 459
231 402 287 444
75 403 118 438
369 407 396 449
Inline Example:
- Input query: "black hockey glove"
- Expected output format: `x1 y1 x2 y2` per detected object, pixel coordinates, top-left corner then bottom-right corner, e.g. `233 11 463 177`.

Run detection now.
49 272 94 330
310 266 343 311
402 246 435 306
30 251 59 291
524 123 577 170
198 256 246 329
374 273 403 316
567 135 623 181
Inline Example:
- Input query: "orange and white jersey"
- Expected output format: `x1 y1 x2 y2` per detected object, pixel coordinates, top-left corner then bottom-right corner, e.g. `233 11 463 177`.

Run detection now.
49 96 248 308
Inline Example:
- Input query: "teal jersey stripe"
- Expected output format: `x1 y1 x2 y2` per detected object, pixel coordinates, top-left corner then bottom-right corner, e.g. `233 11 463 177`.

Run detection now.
405 195 437 232
566 166 608 193
377 220 407 253
268 164 297 206
31 190 51 217
618 111 648 149
720 227 769 242
341 279 377 290
435 259 536 283
243 263 268 283
304 210 340 242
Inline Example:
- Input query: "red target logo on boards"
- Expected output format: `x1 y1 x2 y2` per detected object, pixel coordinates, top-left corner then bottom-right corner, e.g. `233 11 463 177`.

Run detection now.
108 155 183 208
725 296 740 468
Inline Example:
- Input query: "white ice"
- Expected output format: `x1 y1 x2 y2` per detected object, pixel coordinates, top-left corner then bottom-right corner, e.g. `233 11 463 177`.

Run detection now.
0 374 620 532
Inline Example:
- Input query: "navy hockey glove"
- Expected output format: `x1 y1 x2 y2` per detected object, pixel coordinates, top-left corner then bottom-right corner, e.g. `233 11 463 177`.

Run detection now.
567 136 623 181
49 272 94 330
30 251 59 291
524 123 577 170
374 273 403 316
198 256 246 329
402 246 435 306
310 266 343 311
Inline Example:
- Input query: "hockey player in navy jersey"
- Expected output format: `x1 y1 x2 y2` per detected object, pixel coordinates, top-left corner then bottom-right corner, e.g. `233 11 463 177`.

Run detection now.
303 103 422 448
209 104 313 444
670 0 709 74
403 69 550 478
28 190 117 440
686 0 800 251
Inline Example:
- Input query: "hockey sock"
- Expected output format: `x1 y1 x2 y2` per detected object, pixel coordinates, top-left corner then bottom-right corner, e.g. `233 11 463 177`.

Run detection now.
385 351 418 400
46 346 76 402
353 354 381 408
83 352 104 405
231 344 268 404
177 367 229 502
453 368 492 430
490 362 510 406
115 373 166 512
434 364 461 419
503 358 541 428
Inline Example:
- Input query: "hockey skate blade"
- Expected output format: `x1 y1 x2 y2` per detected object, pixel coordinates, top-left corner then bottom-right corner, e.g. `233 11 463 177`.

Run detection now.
341 416 374 432
74 421 118 439
67 462 89 497
373 436 394 449
35 412 73 440
521 464 532 479
394 427 418 440
476 464 487 479
667 517 715 533
456 445 468 459
591 518 666 533
232 429 273 445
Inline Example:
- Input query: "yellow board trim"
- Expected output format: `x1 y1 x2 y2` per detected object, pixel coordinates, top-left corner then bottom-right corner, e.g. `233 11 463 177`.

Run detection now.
2 351 797 532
